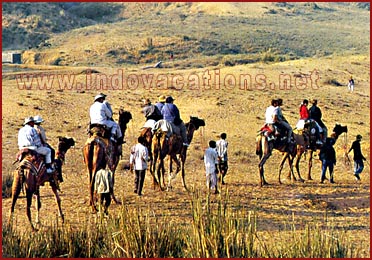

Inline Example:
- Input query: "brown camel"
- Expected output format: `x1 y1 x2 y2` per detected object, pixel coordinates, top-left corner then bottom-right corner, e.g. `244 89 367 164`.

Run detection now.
9 137 75 231
83 109 132 212
151 116 205 191
256 132 298 187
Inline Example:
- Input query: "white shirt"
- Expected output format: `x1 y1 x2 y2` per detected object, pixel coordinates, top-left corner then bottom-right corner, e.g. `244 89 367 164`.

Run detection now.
265 105 278 124
204 147 218 174
129 143 149 170
216 139 228 162
90 101 112 125
18 124 42 150
34 125 47 145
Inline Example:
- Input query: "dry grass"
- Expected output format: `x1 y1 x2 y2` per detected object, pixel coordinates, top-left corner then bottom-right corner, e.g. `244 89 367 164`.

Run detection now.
2 53 370 257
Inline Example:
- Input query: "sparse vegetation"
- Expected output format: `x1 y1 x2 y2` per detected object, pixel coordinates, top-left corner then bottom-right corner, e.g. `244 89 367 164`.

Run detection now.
2 192 359 258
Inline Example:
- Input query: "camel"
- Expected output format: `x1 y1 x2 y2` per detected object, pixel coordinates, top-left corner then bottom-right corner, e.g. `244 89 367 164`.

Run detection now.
9 137 75 231
302 123 348 180
256 131 298 187
83 109 132 213
151 116 205 191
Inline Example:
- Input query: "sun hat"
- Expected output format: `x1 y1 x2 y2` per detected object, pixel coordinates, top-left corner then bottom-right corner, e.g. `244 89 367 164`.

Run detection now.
23 116 35 125
94 93 107 101
166 96 174 103
33 115 44 124
158 95 166 102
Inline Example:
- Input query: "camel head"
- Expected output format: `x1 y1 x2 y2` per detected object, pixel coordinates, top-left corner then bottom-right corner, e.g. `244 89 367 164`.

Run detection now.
189 116 205 130
58 137 75 153
332 124 348 139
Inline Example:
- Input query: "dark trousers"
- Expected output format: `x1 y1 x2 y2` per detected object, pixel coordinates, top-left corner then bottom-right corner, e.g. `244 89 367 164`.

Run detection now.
218 161 228 179
134 170 146 195
354 159 364 175
321 160 334 181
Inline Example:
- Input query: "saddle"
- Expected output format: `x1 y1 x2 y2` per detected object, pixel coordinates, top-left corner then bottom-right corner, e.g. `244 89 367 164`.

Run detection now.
15 148 43 165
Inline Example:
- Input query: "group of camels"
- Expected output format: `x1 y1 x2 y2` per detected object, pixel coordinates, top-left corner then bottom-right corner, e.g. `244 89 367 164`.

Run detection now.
256 121 348 187
9 105 348 230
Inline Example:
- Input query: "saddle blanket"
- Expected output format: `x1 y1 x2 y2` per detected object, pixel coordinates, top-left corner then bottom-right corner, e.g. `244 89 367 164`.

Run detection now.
150 119 180 137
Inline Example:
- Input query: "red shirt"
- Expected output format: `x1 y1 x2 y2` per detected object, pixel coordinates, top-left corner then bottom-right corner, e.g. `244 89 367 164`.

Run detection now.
299 104 309 120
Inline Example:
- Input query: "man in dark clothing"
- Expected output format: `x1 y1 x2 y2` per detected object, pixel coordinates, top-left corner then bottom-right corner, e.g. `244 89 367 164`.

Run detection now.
319 137 336 183
309 99 327 143
142 98 162 121
161 96 189 146
348 134 366 180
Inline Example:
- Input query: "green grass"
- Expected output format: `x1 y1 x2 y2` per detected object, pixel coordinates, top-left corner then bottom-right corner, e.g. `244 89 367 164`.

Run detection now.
3 190 359 258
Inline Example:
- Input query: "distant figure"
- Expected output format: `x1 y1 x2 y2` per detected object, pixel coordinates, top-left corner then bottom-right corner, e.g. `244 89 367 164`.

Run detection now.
348 135 366 181
204 140 219 194
170 52 174 60
216 133 228 185
319 137 336 184
130 136 149 196
347 76 355 93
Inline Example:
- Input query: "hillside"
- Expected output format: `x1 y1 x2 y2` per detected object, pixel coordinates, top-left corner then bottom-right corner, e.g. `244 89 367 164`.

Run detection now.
2 2 370 67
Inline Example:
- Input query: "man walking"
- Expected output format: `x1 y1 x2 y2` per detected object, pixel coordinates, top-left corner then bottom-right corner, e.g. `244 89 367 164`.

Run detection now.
348 134 366 181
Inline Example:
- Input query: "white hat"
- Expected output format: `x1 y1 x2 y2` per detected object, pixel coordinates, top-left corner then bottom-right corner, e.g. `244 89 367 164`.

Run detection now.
23 116 34 125
34 115 44 124
94 93 107 101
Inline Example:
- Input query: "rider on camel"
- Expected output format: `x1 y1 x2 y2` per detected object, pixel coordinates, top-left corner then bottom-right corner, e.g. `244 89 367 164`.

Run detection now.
142 98 163 122
309 99 326 145
90 93 122 144
18 116 55 174
161 96 189 146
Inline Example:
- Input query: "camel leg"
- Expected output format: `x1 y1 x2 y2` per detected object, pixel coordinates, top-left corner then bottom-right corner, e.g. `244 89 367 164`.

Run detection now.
294 153 305 182
258 152 271 187
110 171 121 205
181 156 188 191
278 153 288 184
51 185 64 223
9 172 22 225
167 155 179 190
34 188 41 224
26 190 36 231
157 159 165 191
89 179 97 214
151 151 159 190
307 150 313 180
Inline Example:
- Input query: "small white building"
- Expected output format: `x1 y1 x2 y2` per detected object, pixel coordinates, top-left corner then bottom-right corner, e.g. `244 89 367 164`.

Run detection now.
2 52 22 64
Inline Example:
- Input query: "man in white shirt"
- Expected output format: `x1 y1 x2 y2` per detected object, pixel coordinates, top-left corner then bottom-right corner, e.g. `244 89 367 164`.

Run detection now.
18 117 54 173
129 136 149 196
216 133 228 185
89 93 122 143
204 140 219 194
263 99 279 140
